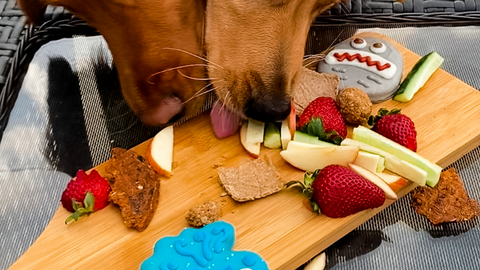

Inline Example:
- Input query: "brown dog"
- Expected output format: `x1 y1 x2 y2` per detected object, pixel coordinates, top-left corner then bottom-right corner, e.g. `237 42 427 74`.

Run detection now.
19 0 339 125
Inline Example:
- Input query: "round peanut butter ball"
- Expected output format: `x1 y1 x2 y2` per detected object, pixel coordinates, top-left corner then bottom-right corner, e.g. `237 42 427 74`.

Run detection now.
336 87 372 125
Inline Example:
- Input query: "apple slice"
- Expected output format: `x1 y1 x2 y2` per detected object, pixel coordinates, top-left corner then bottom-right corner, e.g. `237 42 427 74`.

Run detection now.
353 126 441 187
240 118 265 158
280 119 291 150
377 156 385 172
288 101 296 137
285 140 327 151
341 138 427 186
349 164 397 200
375 171 410 192
280 103 296 150
147 125 174 177
353 151 382 173
280 141 359 171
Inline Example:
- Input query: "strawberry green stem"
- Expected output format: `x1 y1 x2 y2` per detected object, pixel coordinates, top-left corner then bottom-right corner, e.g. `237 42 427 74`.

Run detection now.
367 108 402 127
286 170 322 214
65 191 96 224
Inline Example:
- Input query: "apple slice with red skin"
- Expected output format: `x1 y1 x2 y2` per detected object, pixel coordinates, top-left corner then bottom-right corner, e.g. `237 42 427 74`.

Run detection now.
349 163 398 200
375 171 410 192
147 125 174 177
288 101 296 137
280 102 297 150
240 118 265 158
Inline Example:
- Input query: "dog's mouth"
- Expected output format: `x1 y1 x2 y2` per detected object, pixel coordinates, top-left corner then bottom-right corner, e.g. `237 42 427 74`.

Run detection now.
137 95 184 126
325 49 397 79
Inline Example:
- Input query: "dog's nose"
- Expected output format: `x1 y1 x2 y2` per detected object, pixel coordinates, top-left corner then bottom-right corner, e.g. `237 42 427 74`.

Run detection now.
246 97 291 122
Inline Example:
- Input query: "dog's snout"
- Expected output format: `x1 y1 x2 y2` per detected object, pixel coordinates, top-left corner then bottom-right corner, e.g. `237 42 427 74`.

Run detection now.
246 97 291 122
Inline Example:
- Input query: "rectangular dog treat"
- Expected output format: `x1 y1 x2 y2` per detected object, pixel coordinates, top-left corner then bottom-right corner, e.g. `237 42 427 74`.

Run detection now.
105 148 161 232
218 159 283 202
411 168 479 225
293 67 339 115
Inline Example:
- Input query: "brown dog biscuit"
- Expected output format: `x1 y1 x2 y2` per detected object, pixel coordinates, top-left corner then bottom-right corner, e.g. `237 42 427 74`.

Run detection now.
411 168 479 225
185 201 221 227
105 148 161 232
218 159 283 202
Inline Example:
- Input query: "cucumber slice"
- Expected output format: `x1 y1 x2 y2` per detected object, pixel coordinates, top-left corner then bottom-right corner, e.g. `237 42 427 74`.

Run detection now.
393 51 444 102
264 122 282 149
352 126 441 187
293 131 336 147
341 138 427 186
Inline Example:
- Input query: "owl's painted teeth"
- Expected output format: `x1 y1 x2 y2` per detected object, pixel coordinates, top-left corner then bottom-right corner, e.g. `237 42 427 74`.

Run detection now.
333 52 391 71
325 49 397 80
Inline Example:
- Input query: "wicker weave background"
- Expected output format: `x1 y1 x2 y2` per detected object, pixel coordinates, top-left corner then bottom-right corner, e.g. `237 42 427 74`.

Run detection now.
325 0 480 15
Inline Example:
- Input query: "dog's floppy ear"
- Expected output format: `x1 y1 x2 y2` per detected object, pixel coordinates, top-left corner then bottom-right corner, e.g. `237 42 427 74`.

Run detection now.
18 0 48 25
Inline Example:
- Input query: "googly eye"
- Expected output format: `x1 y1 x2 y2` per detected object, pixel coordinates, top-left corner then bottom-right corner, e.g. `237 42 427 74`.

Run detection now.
351 38 367 49
370 42 386 53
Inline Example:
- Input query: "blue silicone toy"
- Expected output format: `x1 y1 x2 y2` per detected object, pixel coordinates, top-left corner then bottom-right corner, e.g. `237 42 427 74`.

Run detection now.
141 221 269 270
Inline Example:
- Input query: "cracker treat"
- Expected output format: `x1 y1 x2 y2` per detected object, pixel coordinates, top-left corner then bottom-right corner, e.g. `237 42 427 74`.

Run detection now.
218 159 283 202
293 67 339 115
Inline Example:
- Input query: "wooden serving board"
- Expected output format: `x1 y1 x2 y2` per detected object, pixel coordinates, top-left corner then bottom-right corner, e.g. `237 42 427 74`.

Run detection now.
10 32 480 270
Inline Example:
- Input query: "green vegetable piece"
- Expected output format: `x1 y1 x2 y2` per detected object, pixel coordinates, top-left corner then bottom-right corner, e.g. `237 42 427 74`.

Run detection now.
394 51 444 102
263 122 282 149
352 126 441 187
293 131 336 147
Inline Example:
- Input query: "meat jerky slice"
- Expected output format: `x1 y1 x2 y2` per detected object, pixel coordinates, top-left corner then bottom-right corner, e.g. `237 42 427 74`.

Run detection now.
411 168 479 225
218 159 283 202
105 147 161 231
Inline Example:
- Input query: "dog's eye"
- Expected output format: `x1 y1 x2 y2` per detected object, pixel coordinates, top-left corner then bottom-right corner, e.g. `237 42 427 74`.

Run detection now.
351 38 367 49
370 42 386 53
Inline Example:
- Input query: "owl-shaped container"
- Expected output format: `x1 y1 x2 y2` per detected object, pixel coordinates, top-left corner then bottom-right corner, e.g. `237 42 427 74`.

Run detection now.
318 37 403 103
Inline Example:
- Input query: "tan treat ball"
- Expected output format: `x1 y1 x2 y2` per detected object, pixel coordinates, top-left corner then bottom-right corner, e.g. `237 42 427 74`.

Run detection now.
336 87 372 125
185 200 221 227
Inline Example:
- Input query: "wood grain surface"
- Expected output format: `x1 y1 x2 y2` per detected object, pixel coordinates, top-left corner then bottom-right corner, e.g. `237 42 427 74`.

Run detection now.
9 32 480 270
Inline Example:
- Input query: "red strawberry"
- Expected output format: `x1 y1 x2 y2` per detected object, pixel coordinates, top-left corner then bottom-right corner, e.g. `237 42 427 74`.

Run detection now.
61 169 111 224
297 97 347 144
287 165 385 218
368 108 417 152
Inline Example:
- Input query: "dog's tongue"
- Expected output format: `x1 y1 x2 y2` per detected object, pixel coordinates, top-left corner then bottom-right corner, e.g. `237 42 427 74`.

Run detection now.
210 100 241 138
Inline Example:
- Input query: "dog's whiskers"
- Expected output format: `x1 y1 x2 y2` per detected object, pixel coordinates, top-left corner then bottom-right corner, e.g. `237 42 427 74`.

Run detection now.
147 63 209 84
106 109 136 121
221 91 232 110
183 87 218 105
302 54 326 68
162 47 224 70
182 80 224 105
302 54 325 62
302 29 345 68
177 70 217 81
326 29 345 51
110 117 140 136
